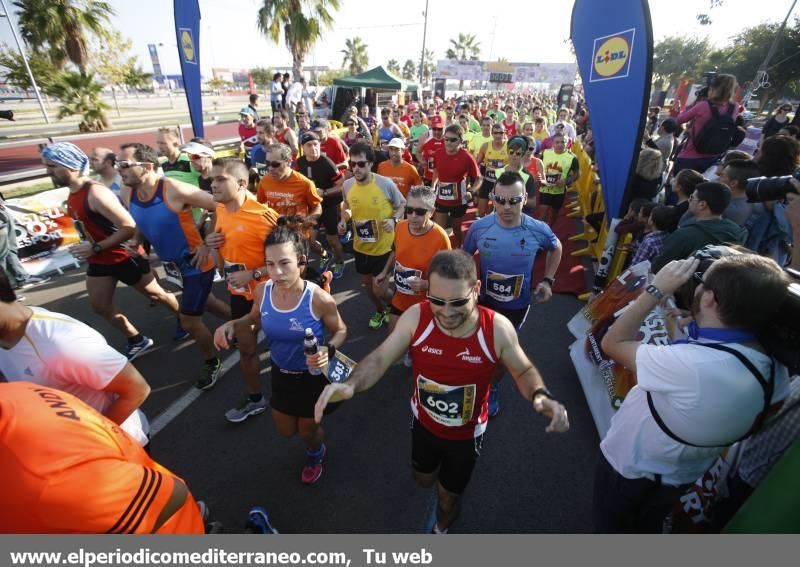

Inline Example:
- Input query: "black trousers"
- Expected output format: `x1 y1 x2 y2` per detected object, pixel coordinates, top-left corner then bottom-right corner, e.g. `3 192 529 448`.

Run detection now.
593 453 688 533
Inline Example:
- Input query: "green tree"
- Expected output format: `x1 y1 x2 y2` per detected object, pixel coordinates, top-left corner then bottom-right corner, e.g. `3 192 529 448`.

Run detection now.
257 0 340 82
652 35 711 91
445 33 481 61
702 19 800 109
206 77 228 94
317 69 348 85
89 30 136 117
46 71 110 131
13 0 114 76
387 59 401 75
402 59 416 81
0 45 59 91
341 37 369 75
250 66 273 89
123 66 153 100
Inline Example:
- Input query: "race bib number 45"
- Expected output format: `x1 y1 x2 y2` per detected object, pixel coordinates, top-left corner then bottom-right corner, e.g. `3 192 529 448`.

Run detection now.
486 270 523 303
417 375 476 427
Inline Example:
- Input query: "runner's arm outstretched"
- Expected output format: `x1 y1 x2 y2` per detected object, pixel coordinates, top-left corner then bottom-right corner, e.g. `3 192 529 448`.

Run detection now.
314 304 420 422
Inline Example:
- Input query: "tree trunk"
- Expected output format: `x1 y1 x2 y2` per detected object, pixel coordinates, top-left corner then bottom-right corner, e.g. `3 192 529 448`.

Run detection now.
292 50 303 82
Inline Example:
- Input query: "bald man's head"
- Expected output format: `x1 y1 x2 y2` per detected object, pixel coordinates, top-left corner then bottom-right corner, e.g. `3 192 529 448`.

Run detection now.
89 147 116 175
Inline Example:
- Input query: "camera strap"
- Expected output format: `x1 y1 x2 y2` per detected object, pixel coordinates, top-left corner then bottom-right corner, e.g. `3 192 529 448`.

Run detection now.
647 342 775 448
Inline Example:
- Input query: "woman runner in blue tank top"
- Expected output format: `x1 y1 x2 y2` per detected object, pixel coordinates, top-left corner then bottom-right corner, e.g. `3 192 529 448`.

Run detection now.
214 221 347 485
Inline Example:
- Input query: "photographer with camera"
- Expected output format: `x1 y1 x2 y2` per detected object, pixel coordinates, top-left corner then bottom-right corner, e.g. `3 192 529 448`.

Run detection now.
594 250 791 533
744 135 799 264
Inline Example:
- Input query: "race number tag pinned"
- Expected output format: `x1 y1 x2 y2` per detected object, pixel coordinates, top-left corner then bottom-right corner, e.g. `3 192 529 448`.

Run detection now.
327 350 357 383
355 220 378 243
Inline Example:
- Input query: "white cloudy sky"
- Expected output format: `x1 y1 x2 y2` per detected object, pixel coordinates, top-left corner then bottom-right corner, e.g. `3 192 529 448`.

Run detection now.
0 0 796 76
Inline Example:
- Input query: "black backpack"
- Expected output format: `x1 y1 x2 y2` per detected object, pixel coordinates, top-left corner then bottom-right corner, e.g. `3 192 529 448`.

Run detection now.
693 101 737 155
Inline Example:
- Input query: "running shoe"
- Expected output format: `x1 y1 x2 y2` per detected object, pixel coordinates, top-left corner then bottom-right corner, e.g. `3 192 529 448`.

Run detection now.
319 251 332 271
125 336 154 361
196 358 222 390
16 275 50 290
368 311 386 329
488 385 500 418
225 396 268 423
245 506 278 534
331 261 345 279
173 322 190 342
301 443 326 485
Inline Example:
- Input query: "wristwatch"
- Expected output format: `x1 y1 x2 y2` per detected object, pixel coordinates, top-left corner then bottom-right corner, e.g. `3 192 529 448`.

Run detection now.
327 344 337 359
91 243 103 255
645 284 666 301
542 276 555 287
252 269 264 280
532 387 555 403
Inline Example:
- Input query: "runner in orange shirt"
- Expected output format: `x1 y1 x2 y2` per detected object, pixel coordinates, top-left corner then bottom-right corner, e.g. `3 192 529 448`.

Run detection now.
0 382 205 534
206 158 279 423
374 185 451 342
376 139 422 198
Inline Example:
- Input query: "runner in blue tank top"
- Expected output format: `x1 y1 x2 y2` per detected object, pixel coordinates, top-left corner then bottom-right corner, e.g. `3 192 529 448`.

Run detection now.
462 170 563 417
215 220 347 485
119 143 231 391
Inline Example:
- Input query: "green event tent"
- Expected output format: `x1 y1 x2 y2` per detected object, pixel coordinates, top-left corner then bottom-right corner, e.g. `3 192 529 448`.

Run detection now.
333 66 418 91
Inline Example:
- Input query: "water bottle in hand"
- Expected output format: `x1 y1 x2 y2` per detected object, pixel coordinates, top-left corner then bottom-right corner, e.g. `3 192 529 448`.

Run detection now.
304 328 322 376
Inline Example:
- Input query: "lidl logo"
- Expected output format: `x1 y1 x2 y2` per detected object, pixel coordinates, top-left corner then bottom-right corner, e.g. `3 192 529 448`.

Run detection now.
589 28 635 83
180 28 197 65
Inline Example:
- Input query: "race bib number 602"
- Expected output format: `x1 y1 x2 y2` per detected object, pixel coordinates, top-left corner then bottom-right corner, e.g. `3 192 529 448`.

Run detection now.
417 375 476 427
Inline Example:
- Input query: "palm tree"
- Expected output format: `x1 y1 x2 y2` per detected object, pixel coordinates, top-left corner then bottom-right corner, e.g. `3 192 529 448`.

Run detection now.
446 33 481 91
341 37 369 75
257 0 340 82
13 0 114 76
46 71 110 132
402 60 416 81
387 59 401 75
445 33 481 61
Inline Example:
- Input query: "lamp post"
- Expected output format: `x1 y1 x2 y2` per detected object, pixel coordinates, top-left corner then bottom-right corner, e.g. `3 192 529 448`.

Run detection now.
0 0 50 123
419 0 429 87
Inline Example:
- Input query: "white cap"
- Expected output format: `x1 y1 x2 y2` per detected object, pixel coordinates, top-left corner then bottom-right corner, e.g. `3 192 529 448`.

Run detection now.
180 141 215 157
387 138 405 150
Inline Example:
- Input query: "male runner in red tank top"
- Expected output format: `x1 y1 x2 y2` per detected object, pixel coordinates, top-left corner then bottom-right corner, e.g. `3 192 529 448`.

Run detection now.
42 142 180 361
315 249 569 533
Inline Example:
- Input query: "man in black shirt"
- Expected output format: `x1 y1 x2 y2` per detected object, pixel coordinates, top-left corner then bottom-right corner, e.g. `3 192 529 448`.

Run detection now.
295 132 346 278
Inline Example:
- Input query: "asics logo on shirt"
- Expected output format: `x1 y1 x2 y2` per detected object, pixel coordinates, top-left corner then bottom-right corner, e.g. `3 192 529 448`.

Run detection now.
457 348 483 364
421 345 443 355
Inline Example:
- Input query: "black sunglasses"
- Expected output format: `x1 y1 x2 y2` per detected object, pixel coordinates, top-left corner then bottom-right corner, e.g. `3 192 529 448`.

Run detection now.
349 160 369 169
426 294 471 307
493 194 524 206
268 161 284 168
444 136 460 143
405 206 430 216
492 131 504 135
507 149 524 157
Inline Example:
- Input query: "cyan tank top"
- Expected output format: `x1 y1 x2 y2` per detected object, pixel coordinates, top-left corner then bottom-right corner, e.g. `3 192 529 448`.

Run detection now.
260 280 324 371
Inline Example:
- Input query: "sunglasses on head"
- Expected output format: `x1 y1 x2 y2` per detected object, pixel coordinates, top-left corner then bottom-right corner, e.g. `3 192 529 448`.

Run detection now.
405 206 430 216
116 160 145 169
493 194 524 206
349 160 369 169
268 161 285 168
426 294 471 307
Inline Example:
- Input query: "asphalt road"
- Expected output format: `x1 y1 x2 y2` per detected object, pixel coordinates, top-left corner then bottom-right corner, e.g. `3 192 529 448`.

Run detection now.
0 122 239 175
22 253 600 534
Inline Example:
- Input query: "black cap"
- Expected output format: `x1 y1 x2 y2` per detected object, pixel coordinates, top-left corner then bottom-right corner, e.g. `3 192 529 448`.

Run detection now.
301 131 320 144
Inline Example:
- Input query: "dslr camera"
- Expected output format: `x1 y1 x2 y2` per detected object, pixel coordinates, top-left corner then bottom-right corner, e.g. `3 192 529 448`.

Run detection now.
674 245 800 374
746 170 800 202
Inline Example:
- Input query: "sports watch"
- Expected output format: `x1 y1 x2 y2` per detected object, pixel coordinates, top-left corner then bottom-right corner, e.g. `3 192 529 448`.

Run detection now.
91 243 103 255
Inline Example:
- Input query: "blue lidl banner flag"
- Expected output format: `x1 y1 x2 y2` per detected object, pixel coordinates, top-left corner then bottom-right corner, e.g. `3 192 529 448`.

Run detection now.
571 0 653 219
174 0 203 137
